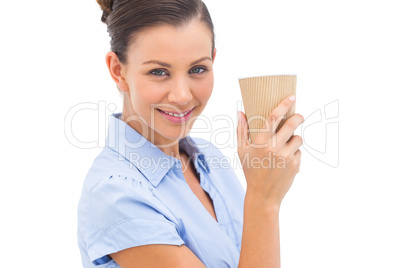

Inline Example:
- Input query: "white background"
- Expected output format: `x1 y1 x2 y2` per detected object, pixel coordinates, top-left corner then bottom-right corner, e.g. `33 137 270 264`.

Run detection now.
1 0 401 267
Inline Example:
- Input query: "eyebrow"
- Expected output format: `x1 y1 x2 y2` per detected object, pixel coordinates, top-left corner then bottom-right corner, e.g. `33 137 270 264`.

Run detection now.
142 56 212 68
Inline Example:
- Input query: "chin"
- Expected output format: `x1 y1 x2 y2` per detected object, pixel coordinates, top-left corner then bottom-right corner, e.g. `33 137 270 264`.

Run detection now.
162 130 191 141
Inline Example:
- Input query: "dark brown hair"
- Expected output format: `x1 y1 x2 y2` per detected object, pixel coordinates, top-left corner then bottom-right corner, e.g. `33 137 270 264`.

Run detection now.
96 0 215 65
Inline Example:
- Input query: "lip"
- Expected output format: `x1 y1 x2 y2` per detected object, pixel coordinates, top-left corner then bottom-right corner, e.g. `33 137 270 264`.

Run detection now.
157 108 194 114
157 107 195 124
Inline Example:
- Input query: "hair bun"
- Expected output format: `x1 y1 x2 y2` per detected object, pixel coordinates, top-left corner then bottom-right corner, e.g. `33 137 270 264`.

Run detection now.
97 0 115 23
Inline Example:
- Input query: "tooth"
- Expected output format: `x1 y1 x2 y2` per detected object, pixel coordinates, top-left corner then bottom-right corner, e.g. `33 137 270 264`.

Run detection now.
162 109 190 117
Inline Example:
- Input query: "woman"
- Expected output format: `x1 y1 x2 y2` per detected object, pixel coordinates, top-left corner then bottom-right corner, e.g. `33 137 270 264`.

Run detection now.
77 0 304 267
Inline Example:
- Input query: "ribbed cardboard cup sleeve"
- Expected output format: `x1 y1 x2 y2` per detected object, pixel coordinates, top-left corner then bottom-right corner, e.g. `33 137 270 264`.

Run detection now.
238 75 297 144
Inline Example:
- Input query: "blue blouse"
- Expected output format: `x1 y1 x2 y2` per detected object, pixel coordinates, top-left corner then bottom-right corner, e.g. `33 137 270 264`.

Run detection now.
77 113 245 267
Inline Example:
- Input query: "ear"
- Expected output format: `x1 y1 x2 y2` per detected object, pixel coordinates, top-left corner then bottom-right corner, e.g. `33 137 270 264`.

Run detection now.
212 47 217 63
105 51 129 92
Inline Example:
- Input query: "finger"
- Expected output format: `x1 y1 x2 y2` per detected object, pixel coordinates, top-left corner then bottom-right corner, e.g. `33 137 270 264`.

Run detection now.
295 149 302 172
237 111 250 147
267 95 296 132
277 114 304 145
284 135 303 156
236 112 243 147
256 95 296 143
295 149 301 160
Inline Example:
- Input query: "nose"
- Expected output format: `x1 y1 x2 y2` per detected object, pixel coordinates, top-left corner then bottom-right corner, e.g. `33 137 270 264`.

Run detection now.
167 76 193 106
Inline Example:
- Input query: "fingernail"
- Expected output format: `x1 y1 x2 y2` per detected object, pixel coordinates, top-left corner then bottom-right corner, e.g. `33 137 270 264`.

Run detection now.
289 95 296 102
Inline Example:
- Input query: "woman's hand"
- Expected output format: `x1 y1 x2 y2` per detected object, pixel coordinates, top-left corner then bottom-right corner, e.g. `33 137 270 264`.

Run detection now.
237 96 304 207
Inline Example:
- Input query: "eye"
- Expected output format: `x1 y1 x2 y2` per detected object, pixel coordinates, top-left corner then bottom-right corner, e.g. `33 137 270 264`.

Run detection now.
150 69 168 76
189 66 207 74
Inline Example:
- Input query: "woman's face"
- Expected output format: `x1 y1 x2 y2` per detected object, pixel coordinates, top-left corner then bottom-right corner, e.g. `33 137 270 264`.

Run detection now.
120 20 216 147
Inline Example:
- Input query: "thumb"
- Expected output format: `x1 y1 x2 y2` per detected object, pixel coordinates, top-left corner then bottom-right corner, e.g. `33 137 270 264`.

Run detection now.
237 111 250 148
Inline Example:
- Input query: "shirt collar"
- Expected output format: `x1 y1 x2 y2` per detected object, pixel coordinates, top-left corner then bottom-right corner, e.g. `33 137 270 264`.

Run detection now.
105 112 210 187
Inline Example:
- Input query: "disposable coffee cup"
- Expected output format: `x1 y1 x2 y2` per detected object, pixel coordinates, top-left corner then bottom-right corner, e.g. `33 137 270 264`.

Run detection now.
238 75 297 144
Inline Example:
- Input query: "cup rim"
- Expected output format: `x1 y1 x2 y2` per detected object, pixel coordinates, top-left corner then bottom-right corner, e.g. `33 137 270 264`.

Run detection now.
237 73 297 80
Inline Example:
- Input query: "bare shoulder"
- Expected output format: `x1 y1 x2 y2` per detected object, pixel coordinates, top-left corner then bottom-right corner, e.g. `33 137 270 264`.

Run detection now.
110 244 206 268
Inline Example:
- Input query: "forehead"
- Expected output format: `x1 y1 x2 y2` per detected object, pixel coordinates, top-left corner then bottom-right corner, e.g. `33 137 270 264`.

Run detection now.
127 20 213 65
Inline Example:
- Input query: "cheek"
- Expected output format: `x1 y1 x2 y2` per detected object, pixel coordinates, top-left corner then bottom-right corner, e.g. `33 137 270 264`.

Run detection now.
194 76 214 101
131 79 166 105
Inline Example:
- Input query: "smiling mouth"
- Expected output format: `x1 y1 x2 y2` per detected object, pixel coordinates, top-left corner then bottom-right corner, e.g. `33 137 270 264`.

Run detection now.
156 107 195 118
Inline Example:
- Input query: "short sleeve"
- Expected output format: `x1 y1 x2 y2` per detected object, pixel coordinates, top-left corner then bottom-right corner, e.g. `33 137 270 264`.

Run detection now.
83 175 184 266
